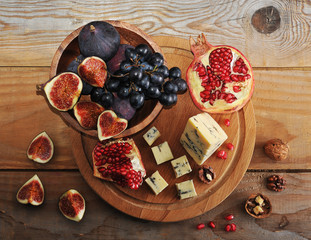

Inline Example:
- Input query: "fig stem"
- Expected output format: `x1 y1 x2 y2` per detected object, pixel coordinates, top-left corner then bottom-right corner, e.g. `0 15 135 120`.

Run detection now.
90 25 96 32
36 83 44 91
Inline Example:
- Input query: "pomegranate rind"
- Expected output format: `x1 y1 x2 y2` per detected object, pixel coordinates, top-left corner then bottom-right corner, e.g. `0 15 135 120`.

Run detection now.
16 174 44 206
97 110 128 141
44 72 83 111
187 34 254 113
92 138 146 187
78 56 108 88
59 189 85 222
73 101 105 129
27 131 54 164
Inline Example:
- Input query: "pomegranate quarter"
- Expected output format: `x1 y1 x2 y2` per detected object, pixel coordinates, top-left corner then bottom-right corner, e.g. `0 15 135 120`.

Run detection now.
186 34 254 113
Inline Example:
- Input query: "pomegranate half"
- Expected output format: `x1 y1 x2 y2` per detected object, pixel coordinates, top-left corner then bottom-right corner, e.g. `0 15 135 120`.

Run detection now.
92 138 146 190
186 34 254 113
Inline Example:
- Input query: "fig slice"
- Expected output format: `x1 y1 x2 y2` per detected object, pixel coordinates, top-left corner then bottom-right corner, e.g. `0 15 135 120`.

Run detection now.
97 110 128 141
73 101 105 129
27 131 54 163
16 174 44 206
59 189 85 222
40 72 83 111
78 56 108 88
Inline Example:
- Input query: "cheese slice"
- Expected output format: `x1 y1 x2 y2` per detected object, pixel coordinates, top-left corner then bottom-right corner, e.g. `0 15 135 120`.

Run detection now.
175 179 197 200
180 113 228 165
143 126 161 146
151 141 174 165
171 155 192 178
145 170 168 195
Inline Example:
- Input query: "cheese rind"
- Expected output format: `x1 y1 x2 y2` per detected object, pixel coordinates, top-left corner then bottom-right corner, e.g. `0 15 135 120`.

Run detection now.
175 179 197 199
151 141 174 165
180 113 228 165
171 155 192 178
143 126 161 146
145 171 168 195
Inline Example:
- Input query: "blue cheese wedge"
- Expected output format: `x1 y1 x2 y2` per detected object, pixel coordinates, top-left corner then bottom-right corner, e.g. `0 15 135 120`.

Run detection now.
175 179 197 199
145 170 168 195
151 141 174 165
143 126 161 146
180 113 228 165
171 155 192 178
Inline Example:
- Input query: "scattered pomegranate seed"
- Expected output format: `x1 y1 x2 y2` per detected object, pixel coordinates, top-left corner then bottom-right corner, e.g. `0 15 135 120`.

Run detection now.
226 143 234 150
208 221 216 228
225 224 231 232
196 223 205 230
230 223 237 232
225 214 234 221
224 119 230 127
217 150 226 159
222 151 228 160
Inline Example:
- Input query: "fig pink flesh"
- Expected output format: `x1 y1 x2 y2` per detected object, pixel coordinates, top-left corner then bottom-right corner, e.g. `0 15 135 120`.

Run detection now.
17 181 44 203
28 136 52 161
60 193 84 217
99 112 127 138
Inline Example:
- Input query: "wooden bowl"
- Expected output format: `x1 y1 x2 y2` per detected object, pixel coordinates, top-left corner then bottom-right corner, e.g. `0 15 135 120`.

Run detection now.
245 193 272 219
49 20 163 138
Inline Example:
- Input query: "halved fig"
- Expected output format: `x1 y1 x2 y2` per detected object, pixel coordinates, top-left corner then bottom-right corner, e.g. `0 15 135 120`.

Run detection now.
27 132 54 163
40 72 83 111
59 189 85 222
97 110 128 141
73 101 105 129
78 56 108 88
186 34 254 113
16 174 44 206
92 138 146 189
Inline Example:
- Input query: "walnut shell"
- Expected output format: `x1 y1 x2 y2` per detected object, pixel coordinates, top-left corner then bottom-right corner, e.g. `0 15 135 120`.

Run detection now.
264 139 289 161
245 193 272 219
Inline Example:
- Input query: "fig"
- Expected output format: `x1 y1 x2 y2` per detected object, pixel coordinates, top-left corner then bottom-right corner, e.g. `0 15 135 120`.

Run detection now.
78 56 108 88
16 174 44 206
67 55 85 74
107 44 134 74
97 110 128 141
186 34 254 113
78 21 120 62
111 95 136 120
39 72 83 111
59 189 85 222
73 101 105 129
92 138 146 189
27 131 54 163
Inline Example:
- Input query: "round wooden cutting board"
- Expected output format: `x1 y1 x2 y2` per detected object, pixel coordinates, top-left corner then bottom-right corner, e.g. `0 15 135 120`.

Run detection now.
71 36 256 222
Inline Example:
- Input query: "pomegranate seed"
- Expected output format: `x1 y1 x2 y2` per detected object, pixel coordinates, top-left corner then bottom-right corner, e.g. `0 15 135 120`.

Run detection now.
225 214 234 220
224 119 230 127
225 224 231 232
217 150 226 158
196 223 205 230
208 221 216 228
226 143 234 150
230 223 236 232
222 151 228 160
233 86 241 92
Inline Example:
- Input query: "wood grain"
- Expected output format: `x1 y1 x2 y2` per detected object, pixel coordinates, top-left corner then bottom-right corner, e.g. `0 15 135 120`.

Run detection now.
0 0 310 67
0 171 309 239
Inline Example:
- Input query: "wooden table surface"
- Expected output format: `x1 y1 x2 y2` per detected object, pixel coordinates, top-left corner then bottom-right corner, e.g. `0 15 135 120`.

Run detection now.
1 1 311 239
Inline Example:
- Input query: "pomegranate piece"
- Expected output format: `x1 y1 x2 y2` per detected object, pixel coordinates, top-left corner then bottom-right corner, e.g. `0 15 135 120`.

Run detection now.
27 131 54 163
225 224 232 232
224 118 230 127
97 110 128 141
226 143 234 150
208 221 216 228
39 72 83 111
186 34 254 113
92 138 146 189
16 174 44 206
230 223 237 232
196 223 205 230
59 189 85 222
73 101 105 129
78 56 108 88
225 214 234 221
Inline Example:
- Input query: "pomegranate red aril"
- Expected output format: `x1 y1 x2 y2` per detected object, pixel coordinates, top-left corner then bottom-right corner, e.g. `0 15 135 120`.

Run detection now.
224 118 230 127
227 143 234 150
208 221 216 228
196 223 206 230
225 214 234 221
225 224 232 232
187 34 254 113
217 150 226 158
230 223 237 232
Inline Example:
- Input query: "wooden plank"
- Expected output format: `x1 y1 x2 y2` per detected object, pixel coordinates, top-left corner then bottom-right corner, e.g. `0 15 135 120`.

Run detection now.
0 0 310 67
0 171 309 239
1 65 311 170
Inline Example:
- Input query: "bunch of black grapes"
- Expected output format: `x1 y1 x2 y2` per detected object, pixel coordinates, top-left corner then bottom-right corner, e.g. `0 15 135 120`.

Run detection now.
105 44 187 108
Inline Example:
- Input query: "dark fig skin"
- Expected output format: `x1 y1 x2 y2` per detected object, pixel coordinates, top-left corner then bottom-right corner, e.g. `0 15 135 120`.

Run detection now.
78 21 120 62
111 94 136 120
107 44 134 74
67 55 85 74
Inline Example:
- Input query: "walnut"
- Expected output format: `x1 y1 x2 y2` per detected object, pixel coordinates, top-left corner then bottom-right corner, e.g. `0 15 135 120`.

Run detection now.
264 139 289 161
267 175 286 192
198 166 215 184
